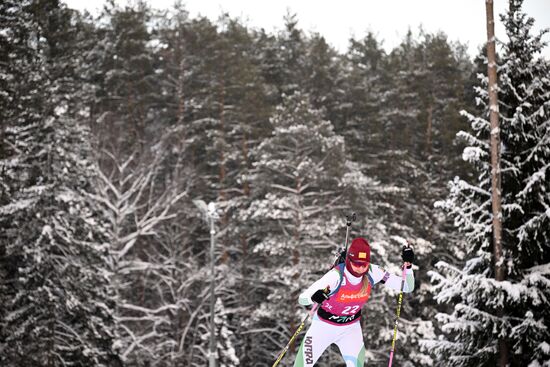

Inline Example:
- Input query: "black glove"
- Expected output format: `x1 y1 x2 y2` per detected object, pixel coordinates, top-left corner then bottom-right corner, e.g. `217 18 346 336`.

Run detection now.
402 246 415 264
311 288 330 304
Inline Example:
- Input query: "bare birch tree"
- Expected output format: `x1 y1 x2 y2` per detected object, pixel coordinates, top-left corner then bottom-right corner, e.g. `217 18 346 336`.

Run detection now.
90 129 196 365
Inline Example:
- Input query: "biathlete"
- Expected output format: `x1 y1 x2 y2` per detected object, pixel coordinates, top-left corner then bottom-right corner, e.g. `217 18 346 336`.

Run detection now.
293 237 415 367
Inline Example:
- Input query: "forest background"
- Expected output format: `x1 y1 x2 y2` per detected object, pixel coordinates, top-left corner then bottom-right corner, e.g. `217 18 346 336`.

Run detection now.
1 0 549 366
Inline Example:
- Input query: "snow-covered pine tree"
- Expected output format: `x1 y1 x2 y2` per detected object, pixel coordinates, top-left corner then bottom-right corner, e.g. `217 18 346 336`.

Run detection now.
340 32 388 161
0 1 121 365
90 0 159 156
303 33 342 123
427 1 550 365
269 13 309 100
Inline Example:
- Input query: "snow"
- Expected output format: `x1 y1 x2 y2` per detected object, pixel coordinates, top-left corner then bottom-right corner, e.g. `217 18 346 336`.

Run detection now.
54 104 68 116
0 198 36 216
518 163 550 198
462 146 486 163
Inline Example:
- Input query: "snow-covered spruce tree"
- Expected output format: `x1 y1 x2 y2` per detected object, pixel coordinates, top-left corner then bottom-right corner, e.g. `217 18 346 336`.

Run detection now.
426 1 550 365
0 2 122 365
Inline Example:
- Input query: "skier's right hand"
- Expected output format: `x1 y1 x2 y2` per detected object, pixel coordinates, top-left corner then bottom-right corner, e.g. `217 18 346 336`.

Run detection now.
311 287 330 304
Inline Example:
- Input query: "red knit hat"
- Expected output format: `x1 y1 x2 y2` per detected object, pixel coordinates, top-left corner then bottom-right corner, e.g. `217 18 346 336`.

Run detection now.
345 237 371 276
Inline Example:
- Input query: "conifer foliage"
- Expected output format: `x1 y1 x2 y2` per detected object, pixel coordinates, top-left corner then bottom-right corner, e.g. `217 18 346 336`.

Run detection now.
0 1 121 366
428 1 550 365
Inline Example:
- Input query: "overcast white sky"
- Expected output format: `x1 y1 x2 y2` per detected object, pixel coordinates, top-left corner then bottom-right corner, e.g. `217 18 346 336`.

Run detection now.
65 0 550 58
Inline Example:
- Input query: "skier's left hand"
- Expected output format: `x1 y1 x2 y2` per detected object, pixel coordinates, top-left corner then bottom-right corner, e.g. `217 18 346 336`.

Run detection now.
402 245 415 266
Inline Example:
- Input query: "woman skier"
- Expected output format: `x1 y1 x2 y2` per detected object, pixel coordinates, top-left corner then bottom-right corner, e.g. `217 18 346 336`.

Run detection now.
293 237 415 367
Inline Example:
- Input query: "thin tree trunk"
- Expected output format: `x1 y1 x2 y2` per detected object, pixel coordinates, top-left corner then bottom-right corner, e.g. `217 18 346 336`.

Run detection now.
485 1 508 365
426 103 433 154
218 77 226 204
218 68 228 264
126 81 144 151
177 53 185 124
241 133 250 293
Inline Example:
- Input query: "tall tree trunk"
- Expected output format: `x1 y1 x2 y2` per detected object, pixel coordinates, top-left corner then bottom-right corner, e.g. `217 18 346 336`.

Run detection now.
218 71 229 264
426 103 433 154
485 1 508 365
241 133 250 294
177 54 185 125
218 76 226 204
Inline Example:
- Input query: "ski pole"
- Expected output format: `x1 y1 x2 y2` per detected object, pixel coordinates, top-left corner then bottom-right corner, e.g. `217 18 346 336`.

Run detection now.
344 212 356 252
388 261 408 367
332 212 356 267
271 303 321 367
